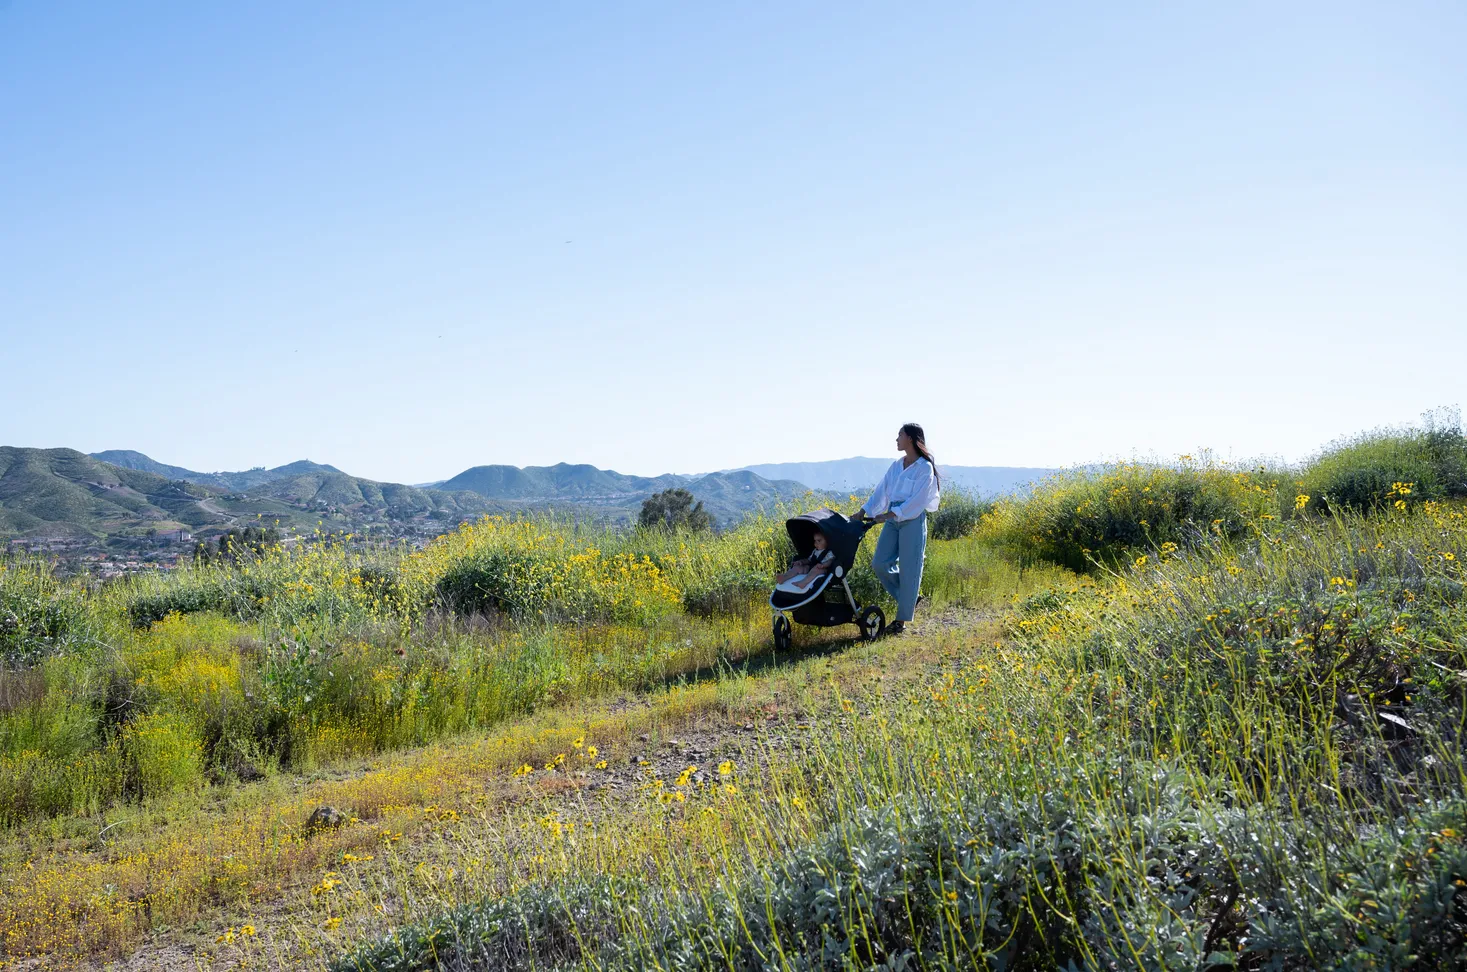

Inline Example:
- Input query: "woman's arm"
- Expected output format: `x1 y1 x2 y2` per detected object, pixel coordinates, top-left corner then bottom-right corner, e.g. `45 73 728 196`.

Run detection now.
860 461 900 518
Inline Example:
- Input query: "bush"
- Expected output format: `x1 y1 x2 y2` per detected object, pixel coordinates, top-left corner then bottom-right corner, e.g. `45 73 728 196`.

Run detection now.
122 710 204 799
0 746 123 827
639 489 712 532
434 551 540 617
983 459 1279 572
125 582 231 628
679 568 769 617
0 558 98 662
927 487 992 540
1302 421 1467 515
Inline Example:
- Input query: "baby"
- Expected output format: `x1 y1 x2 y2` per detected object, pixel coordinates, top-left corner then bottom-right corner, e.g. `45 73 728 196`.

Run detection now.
775 532 835 592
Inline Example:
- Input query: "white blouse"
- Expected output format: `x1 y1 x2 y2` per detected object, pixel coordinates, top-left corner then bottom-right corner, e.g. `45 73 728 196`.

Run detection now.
862 458 940 522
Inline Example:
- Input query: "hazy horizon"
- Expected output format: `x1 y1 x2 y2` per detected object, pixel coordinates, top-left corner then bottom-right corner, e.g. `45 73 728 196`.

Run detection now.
3 2 1462 483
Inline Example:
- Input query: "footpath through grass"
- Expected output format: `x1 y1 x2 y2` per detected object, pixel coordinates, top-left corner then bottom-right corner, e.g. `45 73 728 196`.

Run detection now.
0 533 1052 968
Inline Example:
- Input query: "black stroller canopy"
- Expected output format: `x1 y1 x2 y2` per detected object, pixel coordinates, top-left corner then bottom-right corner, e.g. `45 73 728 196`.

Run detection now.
785 509 867 572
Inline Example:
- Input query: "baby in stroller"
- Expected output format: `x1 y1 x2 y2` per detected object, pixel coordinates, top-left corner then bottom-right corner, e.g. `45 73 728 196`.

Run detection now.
774 531 835 593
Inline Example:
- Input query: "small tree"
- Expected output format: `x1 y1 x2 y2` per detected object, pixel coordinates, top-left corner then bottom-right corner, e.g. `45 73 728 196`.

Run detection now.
639 488 713 532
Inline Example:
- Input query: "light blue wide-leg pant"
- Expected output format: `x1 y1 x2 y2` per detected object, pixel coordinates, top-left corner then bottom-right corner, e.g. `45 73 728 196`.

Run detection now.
871 513 927 622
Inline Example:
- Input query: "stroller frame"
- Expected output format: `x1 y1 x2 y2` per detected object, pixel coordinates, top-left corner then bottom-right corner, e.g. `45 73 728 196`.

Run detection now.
769 510 885 649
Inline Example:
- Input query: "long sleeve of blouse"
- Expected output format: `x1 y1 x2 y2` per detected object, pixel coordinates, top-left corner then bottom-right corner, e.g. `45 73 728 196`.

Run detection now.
864 458 940 521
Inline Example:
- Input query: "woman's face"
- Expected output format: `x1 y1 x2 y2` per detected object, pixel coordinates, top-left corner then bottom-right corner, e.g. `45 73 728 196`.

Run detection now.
896 429 912 453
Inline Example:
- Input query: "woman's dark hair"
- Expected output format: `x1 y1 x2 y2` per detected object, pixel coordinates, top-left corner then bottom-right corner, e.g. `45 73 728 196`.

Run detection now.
900 422 939 484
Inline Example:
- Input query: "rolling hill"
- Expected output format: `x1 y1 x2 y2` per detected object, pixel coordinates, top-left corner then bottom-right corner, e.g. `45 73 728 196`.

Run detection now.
6 447 1046 557
0 450 817 557
241 470 496 517
0 447 225 540
91 451 347 492
438 463 685 501
440 462 811 523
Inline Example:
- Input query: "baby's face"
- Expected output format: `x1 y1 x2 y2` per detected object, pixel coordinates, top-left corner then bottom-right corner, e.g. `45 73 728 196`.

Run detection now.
812 534 828 550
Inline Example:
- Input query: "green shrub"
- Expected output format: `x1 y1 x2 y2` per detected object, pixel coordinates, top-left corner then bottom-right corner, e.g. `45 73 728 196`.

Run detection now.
122 710 204 799
0 558 98 662
927 487 992 540
983 460 1280 572
679 568 769 617
1301 423 1467 514
124 583 231 628
639 488 712 531
434 551 539 617
0 746 124 826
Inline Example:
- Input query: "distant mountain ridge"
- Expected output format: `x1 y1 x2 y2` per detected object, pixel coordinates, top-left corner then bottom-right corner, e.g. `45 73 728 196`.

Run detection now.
440 463 810 523
439 463 684 500
732 458 1055 497
92 451 346 492
0 450 809 553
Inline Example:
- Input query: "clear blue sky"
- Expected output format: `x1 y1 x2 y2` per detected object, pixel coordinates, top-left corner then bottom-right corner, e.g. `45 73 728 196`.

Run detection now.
2 2 1462 483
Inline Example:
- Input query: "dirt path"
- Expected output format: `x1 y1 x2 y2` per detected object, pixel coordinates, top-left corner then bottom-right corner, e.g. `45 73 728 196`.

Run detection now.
75 608 996 972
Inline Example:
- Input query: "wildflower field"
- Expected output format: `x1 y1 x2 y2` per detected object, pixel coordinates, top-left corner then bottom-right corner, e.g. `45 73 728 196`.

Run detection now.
2 423 1466 970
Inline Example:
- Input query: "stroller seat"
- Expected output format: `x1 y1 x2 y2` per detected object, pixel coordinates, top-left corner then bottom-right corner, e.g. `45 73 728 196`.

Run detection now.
769 571 835 610
768 509 885 647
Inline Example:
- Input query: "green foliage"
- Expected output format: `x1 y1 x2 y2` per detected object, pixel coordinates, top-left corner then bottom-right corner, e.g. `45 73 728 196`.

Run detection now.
0 558 98 662
927 486 991 540
639 488 713 532
984 459 1280 572
678 567 769 618
192 524 281 565
0 746 124 828
433 551 544 618
121 710 203 799
345 779 1467 972
1302 421 1467 515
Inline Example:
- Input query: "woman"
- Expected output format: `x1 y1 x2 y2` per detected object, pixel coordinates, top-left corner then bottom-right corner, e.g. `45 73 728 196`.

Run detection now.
854 423 940 635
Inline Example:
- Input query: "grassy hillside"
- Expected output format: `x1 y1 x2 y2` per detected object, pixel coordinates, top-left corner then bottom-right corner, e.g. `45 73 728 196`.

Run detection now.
245 471 496 516
92 451 346 492
0 450 499 555
440 462 685 500
442 462 812 524
90 449 224 485
0 447 224 539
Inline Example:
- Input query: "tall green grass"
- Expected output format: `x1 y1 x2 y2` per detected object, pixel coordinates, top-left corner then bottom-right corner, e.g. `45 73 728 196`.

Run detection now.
0 557 100 662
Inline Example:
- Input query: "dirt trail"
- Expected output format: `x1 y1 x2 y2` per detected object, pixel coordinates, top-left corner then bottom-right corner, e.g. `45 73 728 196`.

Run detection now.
80 608 995 972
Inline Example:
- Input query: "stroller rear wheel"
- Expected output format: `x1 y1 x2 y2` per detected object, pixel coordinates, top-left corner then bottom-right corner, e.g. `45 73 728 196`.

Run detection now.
857 606 886 642
772 614 792 650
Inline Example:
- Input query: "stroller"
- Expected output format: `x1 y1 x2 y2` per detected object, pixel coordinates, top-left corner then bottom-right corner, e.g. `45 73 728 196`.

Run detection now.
768 509 885 650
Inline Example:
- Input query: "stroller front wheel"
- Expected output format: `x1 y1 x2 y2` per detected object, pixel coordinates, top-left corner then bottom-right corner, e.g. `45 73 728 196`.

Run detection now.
857 606 885 642
772 614 793 650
